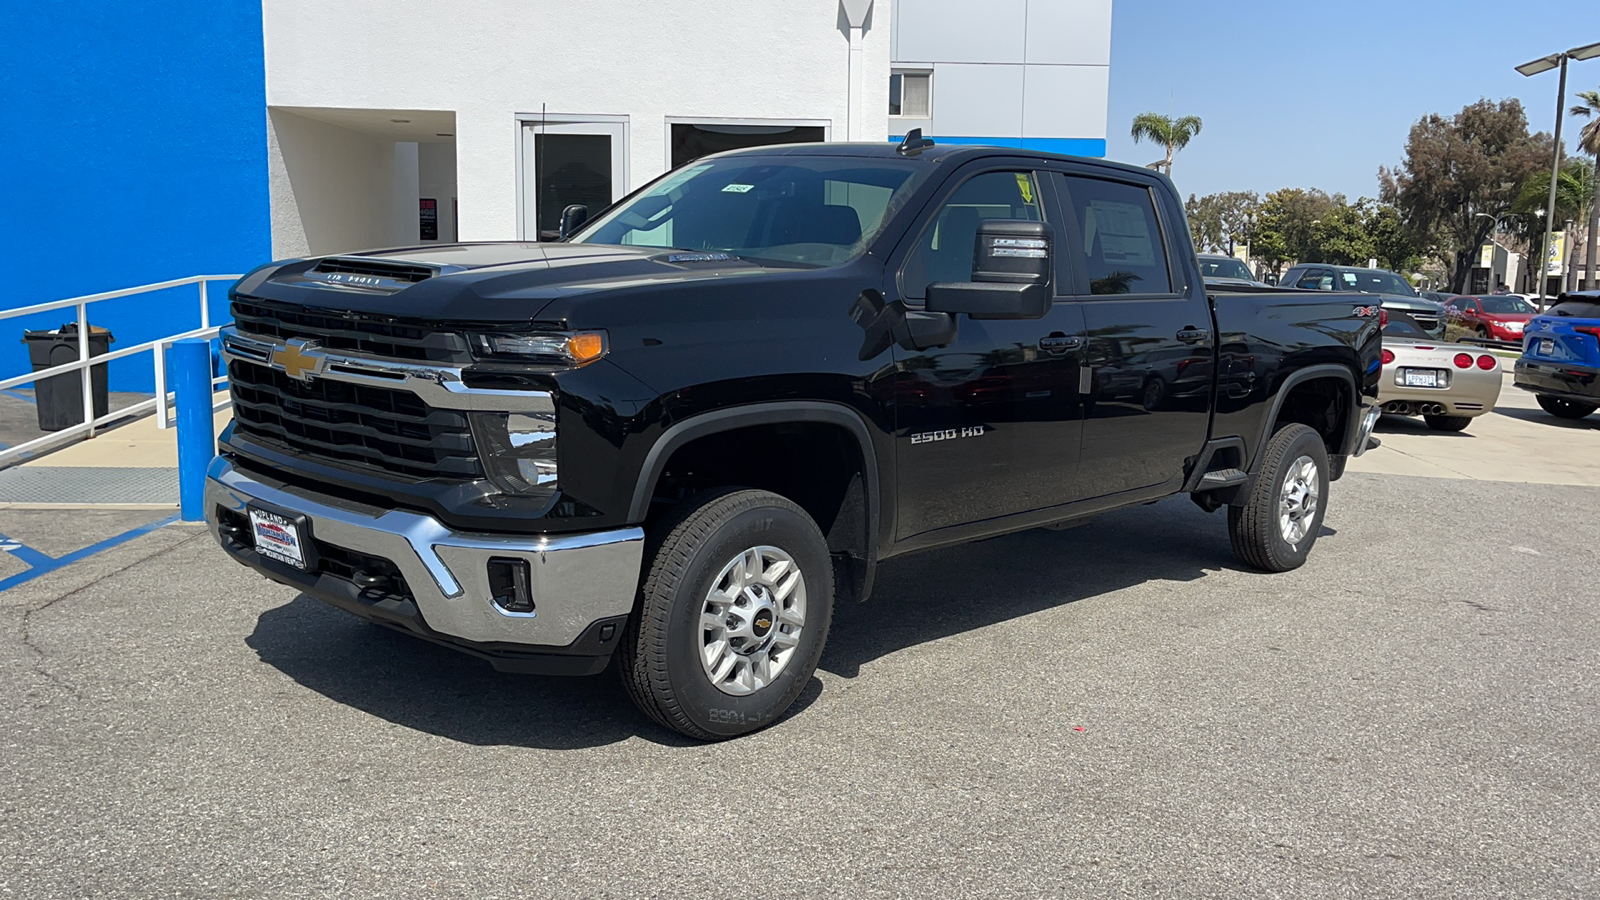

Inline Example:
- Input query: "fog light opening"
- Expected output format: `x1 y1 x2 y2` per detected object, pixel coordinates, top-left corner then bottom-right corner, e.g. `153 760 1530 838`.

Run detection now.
488 557 535 614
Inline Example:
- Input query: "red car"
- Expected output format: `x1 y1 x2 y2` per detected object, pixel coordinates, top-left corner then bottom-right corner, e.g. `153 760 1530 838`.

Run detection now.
1442 294 1537 342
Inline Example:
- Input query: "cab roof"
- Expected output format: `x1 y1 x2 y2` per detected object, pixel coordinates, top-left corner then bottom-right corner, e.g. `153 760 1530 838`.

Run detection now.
705 141 1164 181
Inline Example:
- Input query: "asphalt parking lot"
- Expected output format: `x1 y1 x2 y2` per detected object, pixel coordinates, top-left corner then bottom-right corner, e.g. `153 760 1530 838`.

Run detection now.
3 399 1599 897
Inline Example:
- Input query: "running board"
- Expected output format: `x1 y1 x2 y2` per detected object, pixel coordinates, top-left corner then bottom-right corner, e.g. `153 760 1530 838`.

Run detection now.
1197 468 1248 489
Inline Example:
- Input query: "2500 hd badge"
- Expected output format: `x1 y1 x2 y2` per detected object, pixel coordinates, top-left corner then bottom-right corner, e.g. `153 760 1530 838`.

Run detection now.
909 426 986 444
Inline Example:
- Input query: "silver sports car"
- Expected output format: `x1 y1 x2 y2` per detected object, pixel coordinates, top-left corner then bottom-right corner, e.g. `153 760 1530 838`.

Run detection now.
1378 312 1503 431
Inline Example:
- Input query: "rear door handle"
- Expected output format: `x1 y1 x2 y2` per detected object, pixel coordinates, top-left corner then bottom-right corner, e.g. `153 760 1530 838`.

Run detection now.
1039 334 1082 353
1176 327 1210 344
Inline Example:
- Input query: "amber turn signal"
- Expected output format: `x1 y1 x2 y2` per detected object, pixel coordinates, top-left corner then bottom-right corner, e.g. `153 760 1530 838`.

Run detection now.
566 332 607 365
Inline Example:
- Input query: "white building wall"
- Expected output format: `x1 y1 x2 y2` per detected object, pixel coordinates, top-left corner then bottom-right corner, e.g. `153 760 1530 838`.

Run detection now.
264 0 891 246
890 0 1110 151
267 109 408 257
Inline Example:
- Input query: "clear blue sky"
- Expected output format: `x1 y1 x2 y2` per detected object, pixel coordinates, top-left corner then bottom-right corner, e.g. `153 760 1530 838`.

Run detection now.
1104 0 1599 202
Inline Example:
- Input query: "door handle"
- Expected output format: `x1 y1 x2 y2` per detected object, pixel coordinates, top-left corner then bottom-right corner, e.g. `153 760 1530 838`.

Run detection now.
1176 327 1210 344
1039 334 1082 354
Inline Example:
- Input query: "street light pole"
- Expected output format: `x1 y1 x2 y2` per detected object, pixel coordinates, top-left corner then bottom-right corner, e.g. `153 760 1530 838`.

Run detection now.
1518 40 1600 309
1538 56 1568 308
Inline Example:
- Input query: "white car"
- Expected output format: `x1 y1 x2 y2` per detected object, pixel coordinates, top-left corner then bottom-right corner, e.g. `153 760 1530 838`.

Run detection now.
1379 312 1504 432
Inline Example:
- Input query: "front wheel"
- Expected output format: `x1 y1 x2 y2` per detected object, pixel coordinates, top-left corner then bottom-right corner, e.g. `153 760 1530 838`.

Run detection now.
619 488 834 740
1228 424 1328 572
1424 414 1472 432
1536 395 1598 420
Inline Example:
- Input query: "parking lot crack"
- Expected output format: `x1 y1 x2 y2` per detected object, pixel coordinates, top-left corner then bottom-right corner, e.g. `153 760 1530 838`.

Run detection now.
1383 444 1477 480
17 528 208 699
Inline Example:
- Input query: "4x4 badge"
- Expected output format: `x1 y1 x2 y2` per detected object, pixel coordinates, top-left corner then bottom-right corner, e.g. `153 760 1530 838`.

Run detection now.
271 339 325 382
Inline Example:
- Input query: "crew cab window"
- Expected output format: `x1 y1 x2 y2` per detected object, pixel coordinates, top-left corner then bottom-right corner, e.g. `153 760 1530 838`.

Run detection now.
1058 176 1172 295
1297 269 1333 291
901 171 1043 298
572 157 922 267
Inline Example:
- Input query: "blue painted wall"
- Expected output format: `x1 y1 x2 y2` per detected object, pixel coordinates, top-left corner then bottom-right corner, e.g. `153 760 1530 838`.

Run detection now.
3 0 267 393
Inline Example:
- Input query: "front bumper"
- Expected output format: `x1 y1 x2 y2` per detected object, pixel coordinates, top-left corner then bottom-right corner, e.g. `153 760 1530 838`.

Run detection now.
205 457 645 675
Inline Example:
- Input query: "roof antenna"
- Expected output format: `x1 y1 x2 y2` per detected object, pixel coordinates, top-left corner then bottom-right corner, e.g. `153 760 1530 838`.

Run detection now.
896 128 935 156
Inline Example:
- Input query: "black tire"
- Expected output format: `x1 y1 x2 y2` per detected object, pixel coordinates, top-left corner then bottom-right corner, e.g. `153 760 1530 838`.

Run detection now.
1228 424 1328 572
618 488 833 740
1141 378 1166 412
1536 395 1598 420
1475 325 1489 339
1424 414 1472 432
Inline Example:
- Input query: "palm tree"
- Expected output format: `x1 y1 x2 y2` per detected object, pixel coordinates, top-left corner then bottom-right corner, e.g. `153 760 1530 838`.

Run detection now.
1130 112 1203 178
1571 89 1600 290
1512 158 1595 290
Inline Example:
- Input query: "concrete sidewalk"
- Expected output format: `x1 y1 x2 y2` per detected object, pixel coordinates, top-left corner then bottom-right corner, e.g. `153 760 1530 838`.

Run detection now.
1349 372 1600 486
0 400 230 507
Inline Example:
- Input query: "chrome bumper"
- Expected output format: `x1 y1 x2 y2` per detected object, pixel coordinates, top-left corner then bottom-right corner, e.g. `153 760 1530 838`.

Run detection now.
204 457 644 648
1351 403 1380 457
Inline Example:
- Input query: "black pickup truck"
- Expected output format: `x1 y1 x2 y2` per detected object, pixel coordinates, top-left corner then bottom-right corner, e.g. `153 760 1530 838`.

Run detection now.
206 141 1381 739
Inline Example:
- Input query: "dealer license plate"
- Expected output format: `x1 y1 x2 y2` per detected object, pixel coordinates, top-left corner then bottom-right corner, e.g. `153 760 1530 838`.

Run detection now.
1403 369 1441 388
1539 338 1556 355
248 507 307 570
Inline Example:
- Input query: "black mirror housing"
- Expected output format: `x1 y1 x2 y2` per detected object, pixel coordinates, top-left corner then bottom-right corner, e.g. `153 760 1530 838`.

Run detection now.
925 219 1053 320
557 204 590 240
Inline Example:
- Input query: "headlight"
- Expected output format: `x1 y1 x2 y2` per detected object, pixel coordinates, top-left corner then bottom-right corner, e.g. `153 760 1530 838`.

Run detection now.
471 411 559 495
468 330 607 366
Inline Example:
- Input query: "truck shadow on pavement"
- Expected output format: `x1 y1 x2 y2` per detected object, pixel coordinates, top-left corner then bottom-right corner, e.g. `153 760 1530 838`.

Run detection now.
822 496 1248 678
245 496 1266 749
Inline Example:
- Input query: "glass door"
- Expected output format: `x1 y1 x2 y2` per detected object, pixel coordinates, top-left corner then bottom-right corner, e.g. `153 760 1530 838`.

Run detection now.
521 120 627 239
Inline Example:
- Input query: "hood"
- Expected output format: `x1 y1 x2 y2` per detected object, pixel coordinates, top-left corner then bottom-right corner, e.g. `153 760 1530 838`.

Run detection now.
1375 294 1441 311
234 242 795 323
1482 312 1533 323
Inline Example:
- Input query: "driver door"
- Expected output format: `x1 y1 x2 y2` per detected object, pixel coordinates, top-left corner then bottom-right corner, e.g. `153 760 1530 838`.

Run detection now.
887 167 1087 540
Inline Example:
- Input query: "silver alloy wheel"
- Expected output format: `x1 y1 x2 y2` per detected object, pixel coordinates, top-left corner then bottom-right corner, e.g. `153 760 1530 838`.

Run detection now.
699 545 807 696
1278 454 1320 547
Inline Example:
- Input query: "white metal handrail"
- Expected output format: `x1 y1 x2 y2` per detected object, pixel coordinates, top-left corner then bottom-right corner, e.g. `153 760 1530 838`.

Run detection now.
0 274 242 466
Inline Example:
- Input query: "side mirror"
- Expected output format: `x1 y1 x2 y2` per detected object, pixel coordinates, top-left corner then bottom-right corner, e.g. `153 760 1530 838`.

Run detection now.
1263 273 1279 286
557 204 590 240
926 219 1052 320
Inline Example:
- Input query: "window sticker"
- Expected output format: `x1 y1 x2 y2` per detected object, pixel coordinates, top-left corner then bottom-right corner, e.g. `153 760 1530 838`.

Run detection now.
643 163 712 198
721 183 754 193
1084 200 1155 266
1014 173 1035 205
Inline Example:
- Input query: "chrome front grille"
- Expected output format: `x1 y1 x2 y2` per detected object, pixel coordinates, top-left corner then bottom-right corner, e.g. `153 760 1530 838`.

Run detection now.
231 296 466 362
228 359 483 480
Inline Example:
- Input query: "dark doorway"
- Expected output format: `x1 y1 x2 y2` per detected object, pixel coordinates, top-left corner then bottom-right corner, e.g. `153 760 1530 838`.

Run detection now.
670 123 826 168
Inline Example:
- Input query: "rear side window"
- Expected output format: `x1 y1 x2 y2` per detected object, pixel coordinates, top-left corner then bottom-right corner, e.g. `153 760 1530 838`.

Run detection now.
901 171 1043 298
1549 298 1600 318
1059 177 1172 295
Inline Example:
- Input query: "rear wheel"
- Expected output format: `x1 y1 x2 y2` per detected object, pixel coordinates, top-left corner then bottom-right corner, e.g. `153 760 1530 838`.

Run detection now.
1536 395 1598 420
1229 424 1328 572
1424 414 1472 432
619 488 833 740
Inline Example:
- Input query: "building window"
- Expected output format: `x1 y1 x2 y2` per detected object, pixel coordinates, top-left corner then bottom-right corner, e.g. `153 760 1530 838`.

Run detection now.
889 72 930 118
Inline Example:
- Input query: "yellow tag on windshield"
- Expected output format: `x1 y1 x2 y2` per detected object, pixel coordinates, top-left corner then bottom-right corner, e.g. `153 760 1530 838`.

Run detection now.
1016 173 1035 205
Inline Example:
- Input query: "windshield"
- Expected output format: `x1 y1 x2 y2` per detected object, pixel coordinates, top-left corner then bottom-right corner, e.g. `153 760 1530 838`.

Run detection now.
572 156 923 267
1339 269 1418 297
1474 295 1534 314
1199 257 1254 281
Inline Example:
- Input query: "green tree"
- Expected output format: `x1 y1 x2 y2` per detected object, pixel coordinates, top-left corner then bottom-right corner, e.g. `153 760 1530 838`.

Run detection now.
1186 193 1225 251
1571 88 1600 289
1253 188 1339 276
1379 98 1551 294
1131 112 1203 177
1513 158 1596 289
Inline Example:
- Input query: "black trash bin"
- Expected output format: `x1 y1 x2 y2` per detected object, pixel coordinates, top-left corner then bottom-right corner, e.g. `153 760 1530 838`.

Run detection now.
22 323 115 431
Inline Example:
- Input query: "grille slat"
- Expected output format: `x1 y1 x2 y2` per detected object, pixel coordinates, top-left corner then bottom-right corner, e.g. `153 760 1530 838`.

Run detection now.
229 360 482 480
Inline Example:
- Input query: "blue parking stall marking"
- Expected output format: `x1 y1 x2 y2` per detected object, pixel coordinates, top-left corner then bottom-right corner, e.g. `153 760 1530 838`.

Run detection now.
0 513 181 593
1 389 38 404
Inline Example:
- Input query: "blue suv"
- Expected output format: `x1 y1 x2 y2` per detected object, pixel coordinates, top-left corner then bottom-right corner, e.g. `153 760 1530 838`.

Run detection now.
1515 291 1600 419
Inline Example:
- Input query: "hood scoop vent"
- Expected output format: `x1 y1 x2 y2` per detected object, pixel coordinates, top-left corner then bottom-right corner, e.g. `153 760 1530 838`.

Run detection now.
660 251 741 264
309 257 437 289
